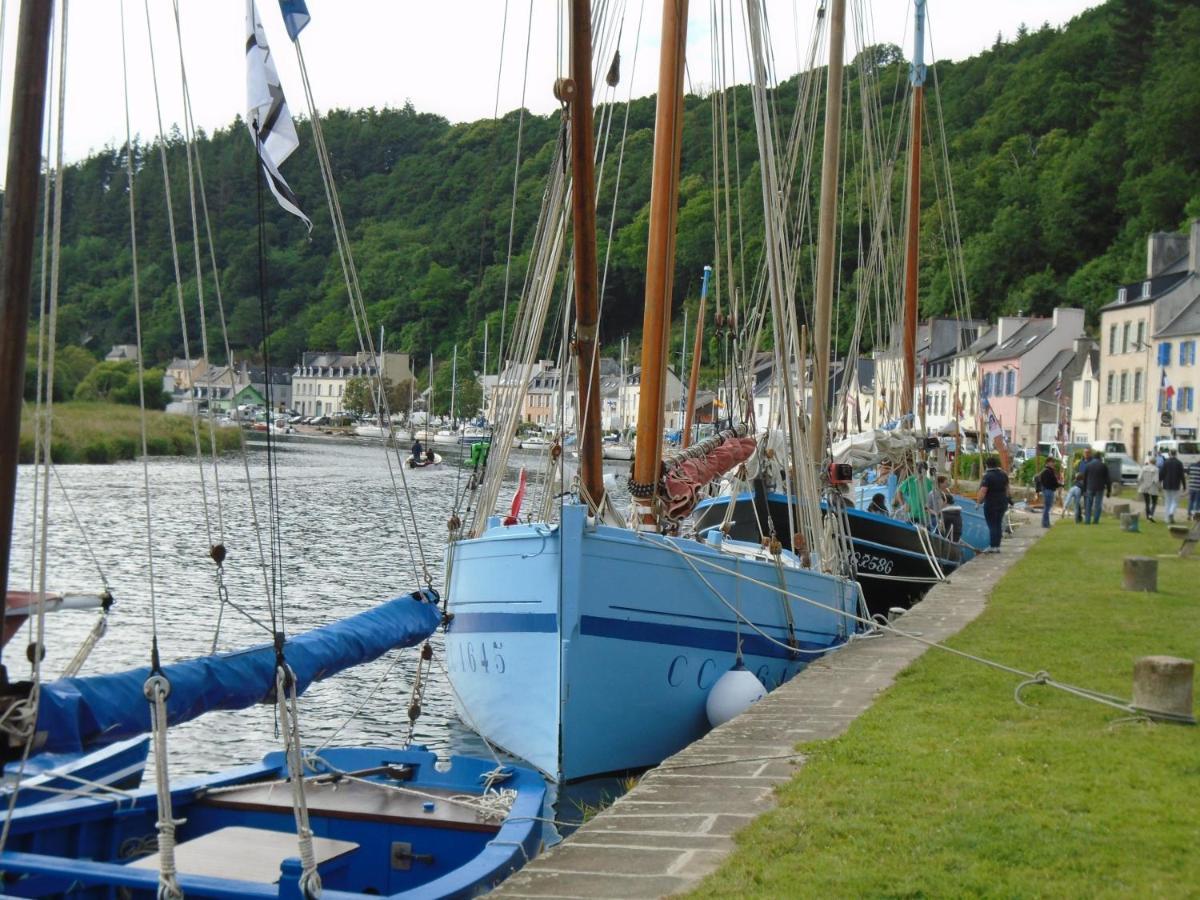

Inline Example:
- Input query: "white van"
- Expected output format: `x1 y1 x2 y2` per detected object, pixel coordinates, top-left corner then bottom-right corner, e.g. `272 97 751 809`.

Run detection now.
1091 440 1128 456
1154 438 1200 465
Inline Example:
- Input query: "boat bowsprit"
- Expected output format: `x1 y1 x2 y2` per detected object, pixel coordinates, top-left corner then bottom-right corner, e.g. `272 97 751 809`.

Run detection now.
0 746 546 898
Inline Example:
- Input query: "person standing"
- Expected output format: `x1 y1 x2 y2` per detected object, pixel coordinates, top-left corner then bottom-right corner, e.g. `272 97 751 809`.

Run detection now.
1063 464 1085 523
1037 459 1061 529
977 455 1011 552
1136 454 1160 522
1188 457 1200 521
1083 451 1111 525
1159 449 1187 524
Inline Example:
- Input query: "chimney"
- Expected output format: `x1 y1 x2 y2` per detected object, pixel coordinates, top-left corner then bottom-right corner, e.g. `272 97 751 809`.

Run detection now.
996 316 1027 344
1051 307 1085 339
1146 229 1189 278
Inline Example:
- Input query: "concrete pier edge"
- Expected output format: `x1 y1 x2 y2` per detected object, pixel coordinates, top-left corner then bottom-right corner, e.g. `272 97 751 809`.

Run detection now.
492 514 1047 899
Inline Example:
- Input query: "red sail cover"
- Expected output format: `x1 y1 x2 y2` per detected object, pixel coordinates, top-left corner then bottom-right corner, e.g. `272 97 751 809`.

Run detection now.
664 436 758 519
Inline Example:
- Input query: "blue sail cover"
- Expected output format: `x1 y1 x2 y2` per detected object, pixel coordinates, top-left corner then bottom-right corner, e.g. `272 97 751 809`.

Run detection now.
36 591 440 754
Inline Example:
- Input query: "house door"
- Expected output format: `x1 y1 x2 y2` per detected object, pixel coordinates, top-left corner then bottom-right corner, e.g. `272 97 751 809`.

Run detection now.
1132 425 1140 461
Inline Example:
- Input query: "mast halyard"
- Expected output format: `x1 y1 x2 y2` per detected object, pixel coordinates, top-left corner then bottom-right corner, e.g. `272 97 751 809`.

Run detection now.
809 0 846 461
0 0 54 671
682 266 711 449
632 0 689 526
562 0 605 512
901 0 927 420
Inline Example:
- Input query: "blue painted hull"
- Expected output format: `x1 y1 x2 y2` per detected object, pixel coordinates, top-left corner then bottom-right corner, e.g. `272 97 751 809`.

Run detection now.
446 505 860 782
2 736 149 808
0 746 545 899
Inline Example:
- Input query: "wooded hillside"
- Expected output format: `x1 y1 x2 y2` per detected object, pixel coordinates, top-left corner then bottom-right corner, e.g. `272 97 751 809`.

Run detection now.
22 0 1200 376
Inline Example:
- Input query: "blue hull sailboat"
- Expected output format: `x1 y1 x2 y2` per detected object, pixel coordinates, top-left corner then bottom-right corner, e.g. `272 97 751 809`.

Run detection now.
0 746 546 899
445 0 861 783
446 506 858 782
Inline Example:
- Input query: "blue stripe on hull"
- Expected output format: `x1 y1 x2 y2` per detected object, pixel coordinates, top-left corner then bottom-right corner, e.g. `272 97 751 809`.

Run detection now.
446 505 859 782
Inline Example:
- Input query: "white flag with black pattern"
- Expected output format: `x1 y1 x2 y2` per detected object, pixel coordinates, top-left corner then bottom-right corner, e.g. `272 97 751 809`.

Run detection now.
245 0 311 230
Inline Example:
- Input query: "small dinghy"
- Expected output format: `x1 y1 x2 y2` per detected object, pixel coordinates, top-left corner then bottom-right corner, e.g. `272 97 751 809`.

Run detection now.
0 746 546 898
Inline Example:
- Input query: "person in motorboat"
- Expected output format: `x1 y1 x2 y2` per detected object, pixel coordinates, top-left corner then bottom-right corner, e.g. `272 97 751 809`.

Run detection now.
867 492 889 516
411 438 425 464
896 461 934 527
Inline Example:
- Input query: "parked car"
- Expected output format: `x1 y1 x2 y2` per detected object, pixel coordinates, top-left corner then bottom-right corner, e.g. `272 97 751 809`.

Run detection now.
1106 452 1140 483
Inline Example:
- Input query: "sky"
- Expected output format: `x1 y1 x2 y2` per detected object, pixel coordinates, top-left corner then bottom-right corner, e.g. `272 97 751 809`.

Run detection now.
0 0 1101 177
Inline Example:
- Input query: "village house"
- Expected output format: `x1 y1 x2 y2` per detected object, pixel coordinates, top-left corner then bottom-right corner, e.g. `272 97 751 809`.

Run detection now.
1068 340 1101 446
105 344 140 363
1015 336 1097 450
1097 221 1200 459
292 351 412 418
1153 294 1200 442
978 308 1086 447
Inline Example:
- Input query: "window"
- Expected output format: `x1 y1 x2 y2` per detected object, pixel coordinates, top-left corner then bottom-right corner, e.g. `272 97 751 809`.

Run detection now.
1109 325 1118 355
1106 373 1114 403
982 372 993 397
1158 342 1173 366
1119 372 1128 402
1117 287 1128 304
1183 341 1197 366
1133 370 1143 402
1122 322 1131 353
1142 280 1152 299
1188 387 1196 412
1179 387 1194 412
1006 371 1016 395
1136 320 1146 349
1083 381 1092 407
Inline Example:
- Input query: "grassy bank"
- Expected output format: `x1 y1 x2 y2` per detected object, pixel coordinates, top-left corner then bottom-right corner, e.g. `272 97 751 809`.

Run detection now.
18 402 243 464
692 519 1199 897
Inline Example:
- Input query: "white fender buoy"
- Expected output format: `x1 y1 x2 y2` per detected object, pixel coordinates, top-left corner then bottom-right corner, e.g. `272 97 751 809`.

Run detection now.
706 663 766 727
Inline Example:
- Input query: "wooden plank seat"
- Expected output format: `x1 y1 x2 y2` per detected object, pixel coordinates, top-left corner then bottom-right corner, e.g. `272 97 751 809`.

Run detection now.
126 825 358 884
201 778 501 834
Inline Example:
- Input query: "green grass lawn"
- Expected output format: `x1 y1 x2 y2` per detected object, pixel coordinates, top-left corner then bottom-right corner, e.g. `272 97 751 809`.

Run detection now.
691 518 1199 898
19 402 243 463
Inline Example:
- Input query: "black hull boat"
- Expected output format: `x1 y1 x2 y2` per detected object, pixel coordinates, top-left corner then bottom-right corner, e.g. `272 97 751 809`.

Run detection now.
693 488 966 616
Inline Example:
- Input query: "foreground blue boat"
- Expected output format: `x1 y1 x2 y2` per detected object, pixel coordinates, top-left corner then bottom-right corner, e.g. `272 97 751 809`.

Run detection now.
446 504 860 782
0 746 545 898
2 736 149 808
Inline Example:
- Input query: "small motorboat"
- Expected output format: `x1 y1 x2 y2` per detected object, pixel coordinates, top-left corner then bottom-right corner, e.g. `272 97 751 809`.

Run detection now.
406 451 443 468
0 746 546 898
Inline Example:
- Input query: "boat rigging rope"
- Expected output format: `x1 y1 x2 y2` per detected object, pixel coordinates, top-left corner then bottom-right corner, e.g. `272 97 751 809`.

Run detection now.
141 0 218 558
276 664 321 899
145 675 183 900
649 530 1168 722
0 3 63 853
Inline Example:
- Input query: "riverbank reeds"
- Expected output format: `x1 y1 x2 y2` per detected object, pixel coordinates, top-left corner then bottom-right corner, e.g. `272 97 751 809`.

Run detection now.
18 402 243 464
692 517 1199 897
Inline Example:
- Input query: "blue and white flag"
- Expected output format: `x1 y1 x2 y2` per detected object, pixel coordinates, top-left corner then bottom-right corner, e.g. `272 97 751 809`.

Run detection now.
278 0 310 42
246 0 311 230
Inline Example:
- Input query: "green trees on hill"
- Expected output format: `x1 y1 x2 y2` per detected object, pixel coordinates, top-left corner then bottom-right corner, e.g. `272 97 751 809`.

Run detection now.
21 0 1200 376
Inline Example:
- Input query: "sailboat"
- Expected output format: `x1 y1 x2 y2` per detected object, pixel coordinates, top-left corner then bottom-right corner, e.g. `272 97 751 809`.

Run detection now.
693 0 978 616
444 0 860 783
0 2 542 894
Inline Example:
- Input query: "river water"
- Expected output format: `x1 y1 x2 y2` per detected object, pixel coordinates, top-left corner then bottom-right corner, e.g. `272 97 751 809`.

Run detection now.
11 433 631 828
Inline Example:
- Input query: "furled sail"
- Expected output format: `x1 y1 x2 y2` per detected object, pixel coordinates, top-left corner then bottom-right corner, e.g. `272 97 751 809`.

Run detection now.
35 591 440 754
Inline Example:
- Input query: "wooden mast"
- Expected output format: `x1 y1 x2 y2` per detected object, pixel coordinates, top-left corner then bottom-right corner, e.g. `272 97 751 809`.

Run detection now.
632 0 688 524
901 0 927 420
809 0 847 460
562 0 605 512
0 0 55 668
681 265 711 449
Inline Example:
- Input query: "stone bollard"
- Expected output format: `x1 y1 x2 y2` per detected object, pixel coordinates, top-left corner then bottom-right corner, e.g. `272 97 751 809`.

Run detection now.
1120 512 1140 533
1122 556 1158 591
1132 656 1195 723
1111 502 1132 516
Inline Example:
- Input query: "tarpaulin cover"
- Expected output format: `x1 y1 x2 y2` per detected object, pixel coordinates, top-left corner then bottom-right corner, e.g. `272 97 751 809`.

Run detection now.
664 436 758 519
35 591 441 754
830 429 920 469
